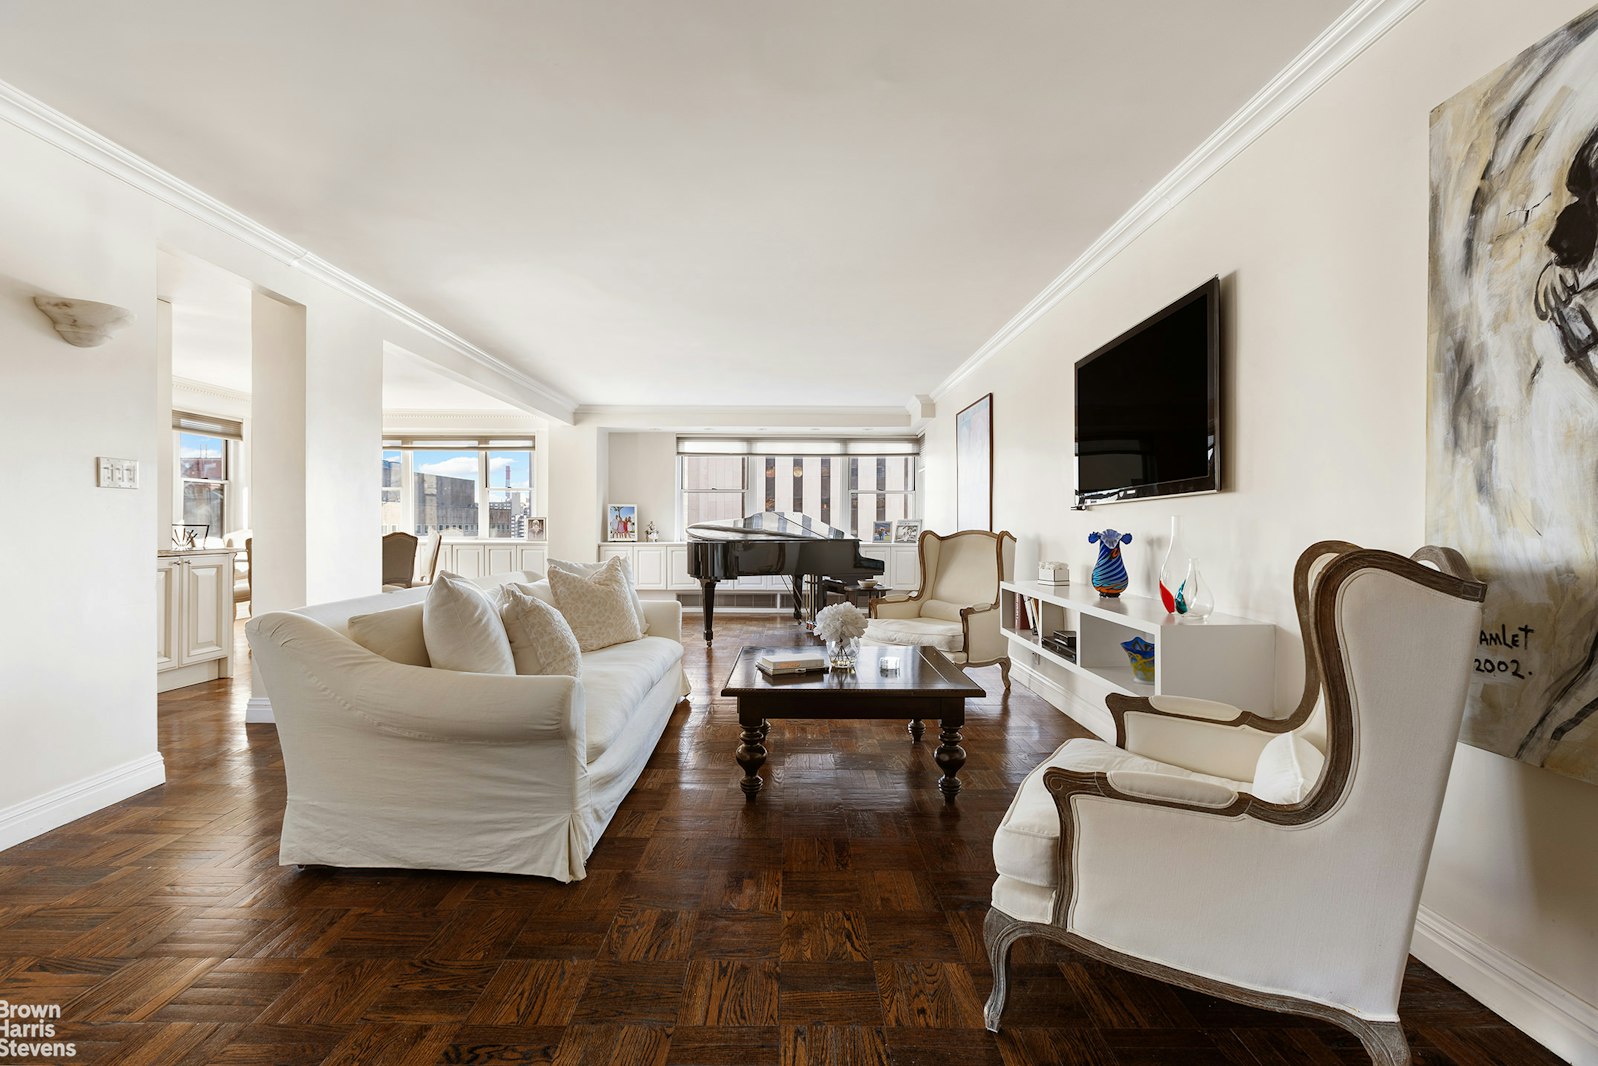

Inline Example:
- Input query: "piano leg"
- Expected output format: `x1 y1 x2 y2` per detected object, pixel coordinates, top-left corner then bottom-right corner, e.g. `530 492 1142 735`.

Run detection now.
700 579 717 645
789 575 803 621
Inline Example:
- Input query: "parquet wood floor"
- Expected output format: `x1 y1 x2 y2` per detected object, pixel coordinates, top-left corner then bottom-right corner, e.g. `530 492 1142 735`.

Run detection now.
0 614 1560 1065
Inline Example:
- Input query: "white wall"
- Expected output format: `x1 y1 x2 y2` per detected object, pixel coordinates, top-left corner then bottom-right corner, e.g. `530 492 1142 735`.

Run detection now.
605 432 679 539
921 0 1598 1057
0 125 165 840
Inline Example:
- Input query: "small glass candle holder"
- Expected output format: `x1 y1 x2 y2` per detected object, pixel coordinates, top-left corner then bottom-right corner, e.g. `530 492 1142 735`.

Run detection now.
878 654 901 673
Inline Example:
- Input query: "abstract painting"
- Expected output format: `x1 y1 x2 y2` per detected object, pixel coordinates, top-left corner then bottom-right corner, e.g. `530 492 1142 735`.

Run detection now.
956 393 993 531
1428 5 1598 785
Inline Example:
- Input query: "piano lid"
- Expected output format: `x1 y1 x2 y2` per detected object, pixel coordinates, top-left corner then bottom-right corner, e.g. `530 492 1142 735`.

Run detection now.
686 511 855 541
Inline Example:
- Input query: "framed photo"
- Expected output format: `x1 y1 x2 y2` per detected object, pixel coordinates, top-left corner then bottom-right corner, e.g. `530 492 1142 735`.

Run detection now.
526 517 547 542
956 393 993 531
872 520 893 543
607 504 637 542
892 519 922 544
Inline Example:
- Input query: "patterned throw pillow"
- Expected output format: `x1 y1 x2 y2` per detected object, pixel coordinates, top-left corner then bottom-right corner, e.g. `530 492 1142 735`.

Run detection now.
547 556 645 652
547 557 649 634
422 571 516 674
500 584 583 676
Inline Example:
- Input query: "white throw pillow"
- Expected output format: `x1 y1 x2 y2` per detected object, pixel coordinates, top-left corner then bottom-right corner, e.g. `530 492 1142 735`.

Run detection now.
347 602 429 667
422 571 515 674
500 584 583 677
548 557 645 652
549 557 648 634
1252 731 1326 804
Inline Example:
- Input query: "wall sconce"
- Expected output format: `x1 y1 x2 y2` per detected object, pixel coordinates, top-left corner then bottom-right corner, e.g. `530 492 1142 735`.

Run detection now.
34 297 134 347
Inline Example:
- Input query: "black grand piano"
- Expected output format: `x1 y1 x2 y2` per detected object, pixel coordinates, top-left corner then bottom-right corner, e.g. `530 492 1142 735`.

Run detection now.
687 511 885 644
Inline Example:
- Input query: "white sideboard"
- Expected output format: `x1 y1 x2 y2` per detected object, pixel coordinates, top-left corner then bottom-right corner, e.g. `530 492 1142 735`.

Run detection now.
437 539 548 580
1000 579 1275 740
595 541 921 593
157 549 235 693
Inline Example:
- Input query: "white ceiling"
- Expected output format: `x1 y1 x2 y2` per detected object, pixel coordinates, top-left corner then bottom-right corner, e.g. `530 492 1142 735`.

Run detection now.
1 1 1349 408
158 249 253 393
382 345 529 413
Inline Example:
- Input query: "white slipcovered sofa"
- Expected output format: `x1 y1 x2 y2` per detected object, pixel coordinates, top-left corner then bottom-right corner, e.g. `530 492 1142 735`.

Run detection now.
246 571 689 882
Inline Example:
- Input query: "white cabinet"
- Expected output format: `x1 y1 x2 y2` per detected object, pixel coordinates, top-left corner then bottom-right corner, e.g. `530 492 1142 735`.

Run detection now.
600 542 690 591
157 549 234 693
860 544 919 592
437 539 547 579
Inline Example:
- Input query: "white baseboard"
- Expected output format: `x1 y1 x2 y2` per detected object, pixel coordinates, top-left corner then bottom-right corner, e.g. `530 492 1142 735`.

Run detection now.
1412 906 1597 1065
1011 657 1115 741
0 753 166 852
245 696 275 724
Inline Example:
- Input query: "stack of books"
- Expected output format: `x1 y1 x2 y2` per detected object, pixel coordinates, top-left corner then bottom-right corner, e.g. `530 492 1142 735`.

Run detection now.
756 651 827 676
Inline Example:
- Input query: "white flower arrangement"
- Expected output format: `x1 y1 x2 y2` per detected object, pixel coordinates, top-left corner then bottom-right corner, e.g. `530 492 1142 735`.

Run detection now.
814 602 869 643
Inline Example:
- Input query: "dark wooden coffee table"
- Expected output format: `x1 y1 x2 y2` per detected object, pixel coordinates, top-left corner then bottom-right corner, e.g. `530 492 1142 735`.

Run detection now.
721 644 984 802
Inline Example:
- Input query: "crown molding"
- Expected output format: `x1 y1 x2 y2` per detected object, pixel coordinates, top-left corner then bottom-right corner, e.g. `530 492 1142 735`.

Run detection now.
0 77 576 423
929 0 1424 402
172 375 251 407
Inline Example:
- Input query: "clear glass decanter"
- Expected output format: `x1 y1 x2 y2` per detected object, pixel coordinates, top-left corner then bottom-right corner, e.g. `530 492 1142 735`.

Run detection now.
1159 515 1183 614
1176 558 1215 623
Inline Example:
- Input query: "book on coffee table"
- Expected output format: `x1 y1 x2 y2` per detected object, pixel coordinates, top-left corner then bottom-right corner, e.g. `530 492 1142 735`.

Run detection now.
756 651 827 676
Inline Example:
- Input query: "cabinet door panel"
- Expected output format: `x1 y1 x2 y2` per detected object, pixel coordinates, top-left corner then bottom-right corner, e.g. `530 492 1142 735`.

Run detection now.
181 557 229 663
667 546 694 589
485 545 517 575
890 545 921 591
517 545 548 577
452 544 486 578
633 546 667 589
156 562 178 670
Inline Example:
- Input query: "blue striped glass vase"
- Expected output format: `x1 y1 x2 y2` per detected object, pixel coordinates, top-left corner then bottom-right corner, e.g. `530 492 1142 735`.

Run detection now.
1088 529 1132 598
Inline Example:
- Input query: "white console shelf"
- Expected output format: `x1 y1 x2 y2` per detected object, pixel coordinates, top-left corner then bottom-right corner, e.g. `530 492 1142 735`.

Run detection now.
1001 579 1276 721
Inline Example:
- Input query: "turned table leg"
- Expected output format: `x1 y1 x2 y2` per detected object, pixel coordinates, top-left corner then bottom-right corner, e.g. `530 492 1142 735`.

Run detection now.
737 705 768 797
908 718 925 742
934 716 966 802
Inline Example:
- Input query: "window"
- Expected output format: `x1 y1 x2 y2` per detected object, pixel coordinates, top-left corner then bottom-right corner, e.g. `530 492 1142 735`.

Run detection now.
381 439 536 539
682 456 746 528
849 456 915 535
678 439 918 537
178 431 228 537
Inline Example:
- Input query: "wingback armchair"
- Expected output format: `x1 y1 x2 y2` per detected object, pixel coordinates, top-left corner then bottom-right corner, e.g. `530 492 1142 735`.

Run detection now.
864 529 1016 687
984 544 1485 1066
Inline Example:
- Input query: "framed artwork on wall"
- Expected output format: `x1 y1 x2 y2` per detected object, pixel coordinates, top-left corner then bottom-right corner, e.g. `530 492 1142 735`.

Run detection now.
607 504 637 542
956 393 993 531
1427 6 1598 786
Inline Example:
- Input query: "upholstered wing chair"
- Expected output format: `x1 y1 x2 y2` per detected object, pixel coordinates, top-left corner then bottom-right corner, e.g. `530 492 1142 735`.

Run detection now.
984 544 1485 1066
864 529 1016 687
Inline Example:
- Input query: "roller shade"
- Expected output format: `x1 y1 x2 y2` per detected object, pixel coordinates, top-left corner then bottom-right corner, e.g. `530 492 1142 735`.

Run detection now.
677 437 918 456
173 411 244 441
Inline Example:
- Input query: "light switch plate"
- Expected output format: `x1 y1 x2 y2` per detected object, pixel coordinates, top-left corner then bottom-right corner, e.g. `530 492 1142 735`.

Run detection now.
96 456 139 489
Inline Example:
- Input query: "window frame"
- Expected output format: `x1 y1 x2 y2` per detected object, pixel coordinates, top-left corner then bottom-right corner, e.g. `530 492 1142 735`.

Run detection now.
175 429 234 539
382 439 537 540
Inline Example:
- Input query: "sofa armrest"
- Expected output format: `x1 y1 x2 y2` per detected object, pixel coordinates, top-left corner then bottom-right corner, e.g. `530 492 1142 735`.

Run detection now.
642 597 682 642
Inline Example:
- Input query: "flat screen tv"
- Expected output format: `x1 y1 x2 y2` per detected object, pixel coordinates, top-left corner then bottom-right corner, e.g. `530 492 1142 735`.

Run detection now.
1075 277 1221 505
